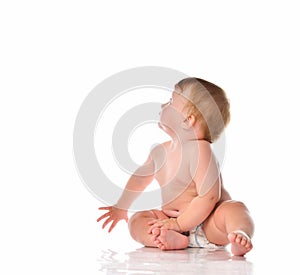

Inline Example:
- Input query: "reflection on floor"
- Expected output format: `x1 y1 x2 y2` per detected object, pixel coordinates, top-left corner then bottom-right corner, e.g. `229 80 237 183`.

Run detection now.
98 247 253 274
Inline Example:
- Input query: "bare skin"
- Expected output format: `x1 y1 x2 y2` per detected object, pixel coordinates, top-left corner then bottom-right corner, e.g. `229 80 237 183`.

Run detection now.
97 88 254 256
152 229 189 250
148 199 254 256
228 231 252 256
151 229 252 256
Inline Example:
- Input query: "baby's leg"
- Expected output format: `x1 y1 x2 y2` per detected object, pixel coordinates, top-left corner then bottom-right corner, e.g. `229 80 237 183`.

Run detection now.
203 200 254 256
128 210 168 247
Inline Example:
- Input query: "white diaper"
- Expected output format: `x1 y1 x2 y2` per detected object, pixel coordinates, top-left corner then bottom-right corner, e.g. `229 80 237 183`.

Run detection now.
188 224 224 249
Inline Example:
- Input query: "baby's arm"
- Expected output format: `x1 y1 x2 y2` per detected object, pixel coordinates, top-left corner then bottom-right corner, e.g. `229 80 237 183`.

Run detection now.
97 153 155 232
176 141 221 231
176 185 220 231
115 154 155 209
148 186 219 233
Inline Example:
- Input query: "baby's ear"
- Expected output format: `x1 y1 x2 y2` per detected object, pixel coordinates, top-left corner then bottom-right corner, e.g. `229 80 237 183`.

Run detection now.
182 115 196 129
187 115 196 127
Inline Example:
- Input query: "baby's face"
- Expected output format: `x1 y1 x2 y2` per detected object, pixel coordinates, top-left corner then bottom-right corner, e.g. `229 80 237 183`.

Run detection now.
158 90 190 137
161 89 188 114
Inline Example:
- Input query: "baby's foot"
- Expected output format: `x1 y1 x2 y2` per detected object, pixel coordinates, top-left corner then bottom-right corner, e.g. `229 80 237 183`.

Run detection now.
228 230 253 256
154 229 189 250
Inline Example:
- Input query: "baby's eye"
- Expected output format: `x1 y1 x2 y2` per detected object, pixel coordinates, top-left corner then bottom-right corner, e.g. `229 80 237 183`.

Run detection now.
169 98 173 104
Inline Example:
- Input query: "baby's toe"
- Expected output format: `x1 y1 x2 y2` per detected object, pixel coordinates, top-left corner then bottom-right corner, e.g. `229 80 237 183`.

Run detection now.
240 236 247 246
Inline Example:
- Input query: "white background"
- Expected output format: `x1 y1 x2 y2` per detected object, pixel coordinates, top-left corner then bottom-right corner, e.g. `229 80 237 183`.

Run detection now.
1 1 299 274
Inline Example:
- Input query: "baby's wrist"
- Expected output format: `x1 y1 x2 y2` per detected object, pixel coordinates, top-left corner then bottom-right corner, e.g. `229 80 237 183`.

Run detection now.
170 218 182 232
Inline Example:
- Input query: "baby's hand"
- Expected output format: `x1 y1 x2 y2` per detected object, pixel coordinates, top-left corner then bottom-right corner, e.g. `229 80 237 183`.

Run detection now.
147 218 181 233
97 206 128 233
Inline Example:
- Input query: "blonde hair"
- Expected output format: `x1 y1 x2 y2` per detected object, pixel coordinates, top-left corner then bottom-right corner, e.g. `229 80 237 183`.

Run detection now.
176 77 230 143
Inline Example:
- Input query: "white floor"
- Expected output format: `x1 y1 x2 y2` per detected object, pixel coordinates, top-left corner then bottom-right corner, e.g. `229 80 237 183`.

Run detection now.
97 247 253 275
93 223 300 275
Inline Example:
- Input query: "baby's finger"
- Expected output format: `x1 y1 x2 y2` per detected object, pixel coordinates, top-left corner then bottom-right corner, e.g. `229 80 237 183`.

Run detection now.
148 223 162 234
147 224 156 234
147 225 155 234
98 206 111 210
96 212 110 222
147 219 158 226
108 220 118 233
102 217 113 229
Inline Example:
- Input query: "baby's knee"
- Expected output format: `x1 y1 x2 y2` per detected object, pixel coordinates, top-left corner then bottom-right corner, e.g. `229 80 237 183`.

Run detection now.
217 200 249 213
128 211 152 230
128 210 154 242
128 211 142 229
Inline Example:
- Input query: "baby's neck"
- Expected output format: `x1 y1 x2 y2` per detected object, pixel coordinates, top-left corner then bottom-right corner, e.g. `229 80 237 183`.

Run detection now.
169 136 200 149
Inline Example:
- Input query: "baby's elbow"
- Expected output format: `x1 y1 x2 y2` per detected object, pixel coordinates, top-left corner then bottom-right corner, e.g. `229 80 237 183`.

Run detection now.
198 184 221 203
209 195 220 205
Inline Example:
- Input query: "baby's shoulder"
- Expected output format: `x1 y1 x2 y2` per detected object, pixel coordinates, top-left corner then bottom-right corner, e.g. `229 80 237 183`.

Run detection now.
149 141 170 159
150 141 170 150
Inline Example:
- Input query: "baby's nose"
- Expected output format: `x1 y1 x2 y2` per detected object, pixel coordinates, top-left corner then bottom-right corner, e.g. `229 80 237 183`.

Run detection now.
161 102 168 109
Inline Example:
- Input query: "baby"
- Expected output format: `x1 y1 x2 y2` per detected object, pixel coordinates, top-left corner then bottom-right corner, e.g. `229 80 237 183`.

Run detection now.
97 77 254 256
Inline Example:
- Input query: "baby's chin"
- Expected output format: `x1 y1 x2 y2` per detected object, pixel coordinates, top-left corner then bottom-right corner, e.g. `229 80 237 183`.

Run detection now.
158 122 168 132
158 122 174 137
158 122 164 130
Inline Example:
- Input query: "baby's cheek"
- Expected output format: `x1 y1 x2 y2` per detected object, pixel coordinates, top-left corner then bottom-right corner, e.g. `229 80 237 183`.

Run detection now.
160 106 183 129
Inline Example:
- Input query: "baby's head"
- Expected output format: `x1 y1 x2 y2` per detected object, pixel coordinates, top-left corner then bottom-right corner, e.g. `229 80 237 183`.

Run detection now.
175 77 230 143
